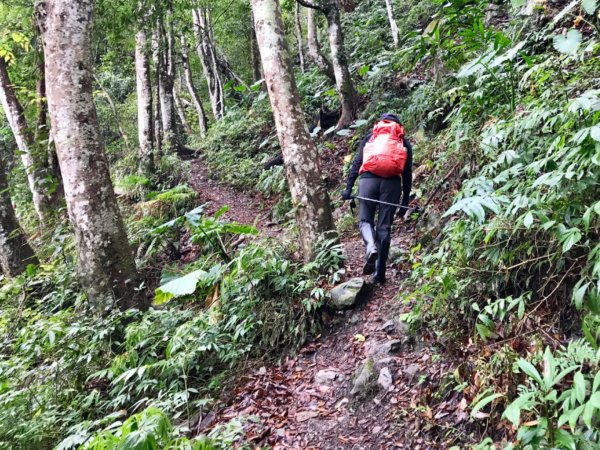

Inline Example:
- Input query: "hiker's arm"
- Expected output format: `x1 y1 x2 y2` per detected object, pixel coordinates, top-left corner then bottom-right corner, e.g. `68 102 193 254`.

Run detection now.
401 139 413 208
344 134 370 194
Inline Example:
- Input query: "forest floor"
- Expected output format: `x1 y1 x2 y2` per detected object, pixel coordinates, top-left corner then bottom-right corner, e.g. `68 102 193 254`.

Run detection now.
187 157 474 449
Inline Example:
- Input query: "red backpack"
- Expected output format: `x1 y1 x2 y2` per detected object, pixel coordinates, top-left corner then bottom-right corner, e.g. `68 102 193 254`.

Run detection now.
359 120 407 178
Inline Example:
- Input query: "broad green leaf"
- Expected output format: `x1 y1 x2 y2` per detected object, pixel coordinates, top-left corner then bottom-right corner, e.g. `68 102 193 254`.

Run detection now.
592 372 600 393
554 428 576 450
503 392 535 426
572 281 591 309
574 371 587 404
590 392 600 407
154 269 207 305
471 392 504 418
582 401 595 427
582 0 597 14
562 229 582 253
517 359 543 385
568 404 585 429
590 125 600 142
543 347 556 389
523 212 534 229
553 30 582 55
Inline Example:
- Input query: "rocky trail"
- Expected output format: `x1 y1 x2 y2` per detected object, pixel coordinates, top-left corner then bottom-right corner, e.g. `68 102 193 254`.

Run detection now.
187 157 470 449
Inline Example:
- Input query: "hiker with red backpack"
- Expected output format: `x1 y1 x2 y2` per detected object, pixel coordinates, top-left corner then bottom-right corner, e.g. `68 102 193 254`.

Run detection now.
342 113 413 283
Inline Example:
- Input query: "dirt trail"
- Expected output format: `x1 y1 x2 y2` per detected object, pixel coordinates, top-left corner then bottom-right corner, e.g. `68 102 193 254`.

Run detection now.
188 156 464 449
188 158 280 237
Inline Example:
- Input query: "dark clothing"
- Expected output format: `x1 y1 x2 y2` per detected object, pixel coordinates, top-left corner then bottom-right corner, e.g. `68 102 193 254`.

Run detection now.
345 132 413 209
358 177 402 244
346 131 413 282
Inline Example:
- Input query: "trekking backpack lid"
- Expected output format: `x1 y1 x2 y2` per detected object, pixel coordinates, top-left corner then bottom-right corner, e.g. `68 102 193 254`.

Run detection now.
379 113 401 124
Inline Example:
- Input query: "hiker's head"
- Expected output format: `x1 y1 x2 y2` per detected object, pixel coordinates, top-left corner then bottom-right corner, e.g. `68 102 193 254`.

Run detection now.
380 113 401 124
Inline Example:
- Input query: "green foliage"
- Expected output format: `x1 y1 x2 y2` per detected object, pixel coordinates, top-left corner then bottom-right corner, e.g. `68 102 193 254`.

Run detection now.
193 101 278 189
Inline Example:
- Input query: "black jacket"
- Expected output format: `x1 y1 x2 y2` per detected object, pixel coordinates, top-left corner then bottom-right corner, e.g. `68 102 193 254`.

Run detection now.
345 132 413 207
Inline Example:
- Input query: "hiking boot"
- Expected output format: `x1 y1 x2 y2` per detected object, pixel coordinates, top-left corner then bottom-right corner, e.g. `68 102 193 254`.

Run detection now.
363 249 378 275
372 274 386 284
374 240 390 282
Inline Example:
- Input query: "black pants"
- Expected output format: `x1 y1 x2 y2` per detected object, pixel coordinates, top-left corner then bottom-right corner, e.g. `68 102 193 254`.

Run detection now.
358 176 401 245
358 176 401 279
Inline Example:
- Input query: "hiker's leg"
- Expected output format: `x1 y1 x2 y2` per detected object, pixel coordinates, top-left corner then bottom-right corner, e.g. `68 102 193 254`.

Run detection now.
358 177 380 275
374 177 402 282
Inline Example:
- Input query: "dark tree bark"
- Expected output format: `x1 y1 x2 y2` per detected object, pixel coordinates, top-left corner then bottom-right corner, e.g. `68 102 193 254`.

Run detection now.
0 149 38 276
252 0 336 261
37 0 145 312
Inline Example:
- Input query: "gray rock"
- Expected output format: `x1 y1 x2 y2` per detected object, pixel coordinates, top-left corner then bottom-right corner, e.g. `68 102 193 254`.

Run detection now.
380 318 410 335
315 369 343 385
404 363 421 380
350 358 375 396
328 278 366 310
377 367 393 391
380 339 404 354
388 246 404 263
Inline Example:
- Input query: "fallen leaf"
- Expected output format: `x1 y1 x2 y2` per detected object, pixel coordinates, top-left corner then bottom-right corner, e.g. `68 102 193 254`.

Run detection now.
295 410 319 422
354 334 366 343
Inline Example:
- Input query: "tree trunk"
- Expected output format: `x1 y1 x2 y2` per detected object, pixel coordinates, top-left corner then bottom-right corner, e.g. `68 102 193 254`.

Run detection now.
324 2 358 128
180 34 208 136
157 8 180 152
174 91 191 135
250 11 263 83
135 27 155 175
0 151 38 276
384 0 399 47
294 2 306 72
0 57 58 223
339 0 355 12
192 8 225 120
37 0 144 312
252 0 335 261
35 52 64 200
305 7 335 81
152 30 163 154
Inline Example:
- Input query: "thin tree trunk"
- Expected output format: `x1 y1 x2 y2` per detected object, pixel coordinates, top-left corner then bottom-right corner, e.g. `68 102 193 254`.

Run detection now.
0 150 38 276
0 57 57 223
192 7 224 120
135 27 155 175
294 2 306 72
157 7 180 152
152 30 163 154
324 2 358 128
180 34 208 136
35 52 64 200
93 74 131 151
384 0 399 47
306 7 335 81
37 0 144 312
174 91 191 135
250 11 263 83
252 0 335 261
215 48 250 90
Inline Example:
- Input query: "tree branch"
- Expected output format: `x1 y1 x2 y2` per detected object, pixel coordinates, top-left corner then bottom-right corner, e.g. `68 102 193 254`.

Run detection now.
296 0 328 14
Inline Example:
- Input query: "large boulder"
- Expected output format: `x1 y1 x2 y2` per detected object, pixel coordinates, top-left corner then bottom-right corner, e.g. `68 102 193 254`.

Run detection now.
328 278 367 310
